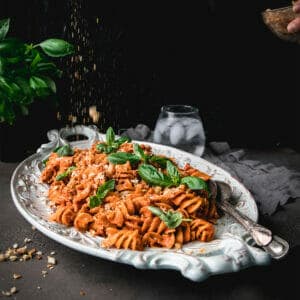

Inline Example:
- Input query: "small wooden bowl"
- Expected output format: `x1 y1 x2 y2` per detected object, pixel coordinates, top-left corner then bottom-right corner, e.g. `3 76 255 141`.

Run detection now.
262 6 300 43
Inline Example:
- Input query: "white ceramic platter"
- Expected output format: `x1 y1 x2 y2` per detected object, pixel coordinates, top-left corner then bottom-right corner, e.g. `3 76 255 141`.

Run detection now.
10 125 270 282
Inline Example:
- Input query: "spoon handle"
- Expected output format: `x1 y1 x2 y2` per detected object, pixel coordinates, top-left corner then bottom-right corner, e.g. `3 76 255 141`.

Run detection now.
218 201 273 246
218 201 289 259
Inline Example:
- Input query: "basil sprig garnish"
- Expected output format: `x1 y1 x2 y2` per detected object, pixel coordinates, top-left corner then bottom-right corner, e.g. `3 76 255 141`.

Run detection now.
106 139 209 192
138 160 209 192
133 144 147 161
181 176 209 192
89 179 115 208
96 127 131 154
134 143 170 168
106 126 115 145
148 206 192 229
106 143 170 168
166 160 181 185
56 166 76 181
108 152 140 165
107 144 148 165
138 164 173 187
148 155 169 168
53 144 74 157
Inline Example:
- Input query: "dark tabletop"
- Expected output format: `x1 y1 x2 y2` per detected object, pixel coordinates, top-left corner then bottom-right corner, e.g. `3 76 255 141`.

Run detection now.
0 149 299 300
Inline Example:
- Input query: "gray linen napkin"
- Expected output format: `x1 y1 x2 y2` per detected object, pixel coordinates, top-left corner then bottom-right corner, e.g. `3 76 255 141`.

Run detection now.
121 124 300 216
204 144 300 215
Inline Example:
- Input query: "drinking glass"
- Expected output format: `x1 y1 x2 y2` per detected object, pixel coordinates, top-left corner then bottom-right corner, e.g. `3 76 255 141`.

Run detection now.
153 105 206 156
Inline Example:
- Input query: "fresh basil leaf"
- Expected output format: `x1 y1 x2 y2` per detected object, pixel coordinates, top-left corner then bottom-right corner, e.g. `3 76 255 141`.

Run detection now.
42 158 49 167
40 75 56 93
138 164 173 187
0 77 22 100
30 52 42 70
0 38 26 57
96 179 115 198
96 143 109 153
0 19 10 41
0 57 5 75
166 160 181 185
165 211 183 228
106 126 115 145
111 136 131 151
133 144 146 161
108 152 140 165
53 144 74 157
181 176 209 191
56 166 76 181
148 155 169 168
8 81 21 97
148 206 190 229
147 206 164 217
89 179 115 208
6 56 22 64
115 136 131 146
35 62 62 77
0 76 13 95
97 128 130 154
89 195 100 208
35 62 57 71
38 39 74 57
14 77 32 98
29 76 48 90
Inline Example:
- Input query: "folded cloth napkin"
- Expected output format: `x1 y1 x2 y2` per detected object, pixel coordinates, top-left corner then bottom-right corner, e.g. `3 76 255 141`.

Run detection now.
205 144 300 215
122 124 300 216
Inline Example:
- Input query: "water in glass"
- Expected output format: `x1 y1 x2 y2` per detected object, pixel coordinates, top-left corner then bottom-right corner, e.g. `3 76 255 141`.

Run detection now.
153 105 206 156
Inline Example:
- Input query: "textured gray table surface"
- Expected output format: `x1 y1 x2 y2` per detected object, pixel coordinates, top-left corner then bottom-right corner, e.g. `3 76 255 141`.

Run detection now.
0 149 299 300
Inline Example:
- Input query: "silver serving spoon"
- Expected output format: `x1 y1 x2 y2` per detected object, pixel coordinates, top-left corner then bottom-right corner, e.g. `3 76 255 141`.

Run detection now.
209 180 289 259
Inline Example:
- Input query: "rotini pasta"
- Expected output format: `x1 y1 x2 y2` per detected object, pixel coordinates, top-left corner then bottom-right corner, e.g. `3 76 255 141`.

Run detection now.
41 137 219 251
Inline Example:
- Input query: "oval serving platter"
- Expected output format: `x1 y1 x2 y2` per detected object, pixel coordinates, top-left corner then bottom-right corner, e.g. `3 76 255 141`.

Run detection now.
10 125 270 282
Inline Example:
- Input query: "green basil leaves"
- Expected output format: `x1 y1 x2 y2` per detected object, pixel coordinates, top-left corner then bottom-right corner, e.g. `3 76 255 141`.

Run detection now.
138 164 173 187
42 158 49 167
0 18 73 125
138 161 179 187
181 176 209 192
96 127 131 154
138 161 209 193
53 144 74 157
0 19 10 41
89 179 115 208
147 206 192 229
106 126 115 146
108 152 140 165
96 130 210 193
166 160 181 186
56 166 76 181
148 155 169 168
38 39 74 57
133 144 147 161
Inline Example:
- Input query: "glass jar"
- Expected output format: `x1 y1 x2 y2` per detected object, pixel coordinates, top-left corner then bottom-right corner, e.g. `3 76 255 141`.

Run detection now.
153 105 206 156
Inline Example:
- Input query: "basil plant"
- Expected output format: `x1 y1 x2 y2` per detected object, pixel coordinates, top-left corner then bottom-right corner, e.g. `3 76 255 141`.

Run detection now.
0 18 74 124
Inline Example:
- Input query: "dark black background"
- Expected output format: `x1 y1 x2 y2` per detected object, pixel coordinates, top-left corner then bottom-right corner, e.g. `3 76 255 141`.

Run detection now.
0 3 299 299
1 0 299 154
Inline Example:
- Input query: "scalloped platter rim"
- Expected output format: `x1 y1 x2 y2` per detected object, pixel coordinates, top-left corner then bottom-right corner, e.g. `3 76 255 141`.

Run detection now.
10 125 271 282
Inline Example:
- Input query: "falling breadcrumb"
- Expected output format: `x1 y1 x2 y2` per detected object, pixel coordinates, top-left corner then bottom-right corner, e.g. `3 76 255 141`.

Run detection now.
1 287 17 297
47 256 56 265
13 273 22 280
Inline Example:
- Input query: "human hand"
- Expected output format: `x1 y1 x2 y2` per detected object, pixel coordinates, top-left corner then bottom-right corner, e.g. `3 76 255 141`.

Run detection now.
287 0 300 33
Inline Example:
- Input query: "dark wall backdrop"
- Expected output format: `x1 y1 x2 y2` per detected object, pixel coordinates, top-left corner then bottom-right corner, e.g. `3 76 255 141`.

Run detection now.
1 0 299 151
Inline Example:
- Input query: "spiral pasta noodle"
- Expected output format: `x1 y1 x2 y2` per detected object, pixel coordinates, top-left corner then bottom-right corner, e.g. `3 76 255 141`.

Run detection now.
41 139 219 251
